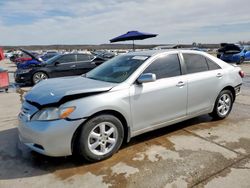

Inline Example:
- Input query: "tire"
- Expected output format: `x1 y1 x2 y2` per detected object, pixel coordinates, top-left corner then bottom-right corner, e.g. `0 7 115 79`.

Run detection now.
210 90 233 120
237 57 244 64
32 72 48 85
78 114 124 162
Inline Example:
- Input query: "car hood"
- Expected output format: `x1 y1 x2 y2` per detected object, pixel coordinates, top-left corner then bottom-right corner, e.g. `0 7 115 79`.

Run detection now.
25 76 117 106
20 49 43 62
218 44 242 54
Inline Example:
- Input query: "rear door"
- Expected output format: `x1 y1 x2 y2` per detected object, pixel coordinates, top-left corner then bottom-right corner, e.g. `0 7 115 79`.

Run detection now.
75 54 96 75
130 53 187 132
182 53 223 115
51 54 77 77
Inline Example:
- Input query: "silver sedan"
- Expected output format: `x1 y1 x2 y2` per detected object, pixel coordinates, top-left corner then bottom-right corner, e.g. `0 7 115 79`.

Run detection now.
18 50 244 162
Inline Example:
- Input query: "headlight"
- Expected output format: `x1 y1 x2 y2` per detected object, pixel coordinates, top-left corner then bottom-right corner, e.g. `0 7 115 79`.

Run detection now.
18 69 32 74
31 106 75 121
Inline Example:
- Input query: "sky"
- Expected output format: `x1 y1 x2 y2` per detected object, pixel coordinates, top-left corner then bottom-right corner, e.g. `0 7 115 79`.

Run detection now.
0 0 249 45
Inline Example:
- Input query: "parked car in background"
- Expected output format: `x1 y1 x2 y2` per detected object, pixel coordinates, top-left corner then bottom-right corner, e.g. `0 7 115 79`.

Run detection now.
15 53 106 85
15 49 59 67
92 50 116 60
16 49 43 69
217 43 250 64
14 55 32 64
18 50 243 162
12 50 37 64
5 50 21 61
40 51 60 61
4 50 14 58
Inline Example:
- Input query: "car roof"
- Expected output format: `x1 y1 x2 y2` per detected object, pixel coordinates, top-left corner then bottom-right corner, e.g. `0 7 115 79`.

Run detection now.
127 49 206 57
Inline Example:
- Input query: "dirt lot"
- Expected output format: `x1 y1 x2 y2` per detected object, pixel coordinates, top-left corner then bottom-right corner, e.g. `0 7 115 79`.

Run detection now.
0 59 250 188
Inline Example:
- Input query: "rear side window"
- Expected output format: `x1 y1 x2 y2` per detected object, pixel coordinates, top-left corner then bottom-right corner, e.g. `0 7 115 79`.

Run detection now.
206 58 221 70
143 54 181 79
57 54 76 63
183 54 208 74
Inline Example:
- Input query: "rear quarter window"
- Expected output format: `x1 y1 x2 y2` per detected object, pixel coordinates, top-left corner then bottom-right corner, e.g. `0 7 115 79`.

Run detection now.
206 58 221 70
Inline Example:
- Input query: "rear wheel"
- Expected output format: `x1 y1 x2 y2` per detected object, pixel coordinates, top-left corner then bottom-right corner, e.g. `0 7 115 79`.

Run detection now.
32 72 48 84
210 90 233 120
78 114 124 162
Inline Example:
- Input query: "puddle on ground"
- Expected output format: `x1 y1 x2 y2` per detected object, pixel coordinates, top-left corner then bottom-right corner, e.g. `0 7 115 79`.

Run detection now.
51 130 241 188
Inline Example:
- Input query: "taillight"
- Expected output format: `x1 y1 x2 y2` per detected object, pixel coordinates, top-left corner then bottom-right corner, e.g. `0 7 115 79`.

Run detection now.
239 70 245 78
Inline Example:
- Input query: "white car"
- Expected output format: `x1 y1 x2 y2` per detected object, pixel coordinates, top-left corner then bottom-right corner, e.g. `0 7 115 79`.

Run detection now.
18 50 244 162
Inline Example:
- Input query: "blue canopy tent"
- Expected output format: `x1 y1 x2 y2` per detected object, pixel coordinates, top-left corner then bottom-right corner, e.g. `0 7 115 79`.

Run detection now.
110 31 158 51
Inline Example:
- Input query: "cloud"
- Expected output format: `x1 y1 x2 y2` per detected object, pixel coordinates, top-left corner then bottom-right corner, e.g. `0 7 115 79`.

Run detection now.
0 0 249 45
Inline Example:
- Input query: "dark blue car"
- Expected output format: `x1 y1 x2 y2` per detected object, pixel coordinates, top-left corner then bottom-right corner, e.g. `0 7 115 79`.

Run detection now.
219 44 250 64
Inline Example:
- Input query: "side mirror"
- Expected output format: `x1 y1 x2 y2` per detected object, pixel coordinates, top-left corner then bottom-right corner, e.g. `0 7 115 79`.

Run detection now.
243 49 247 53
137 73 156 84
54 62 60 66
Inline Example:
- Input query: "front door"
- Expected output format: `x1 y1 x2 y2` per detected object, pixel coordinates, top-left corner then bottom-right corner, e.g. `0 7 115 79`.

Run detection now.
51 54 77 77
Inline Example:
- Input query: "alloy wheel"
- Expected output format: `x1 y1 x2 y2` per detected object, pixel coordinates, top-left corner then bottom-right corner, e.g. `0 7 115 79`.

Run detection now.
87 122 118 156
33 72 48 84
217 93 231 116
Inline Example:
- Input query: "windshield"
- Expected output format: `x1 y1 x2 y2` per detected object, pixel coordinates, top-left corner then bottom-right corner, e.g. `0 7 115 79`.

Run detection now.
45 54 61 64
86 55 149 83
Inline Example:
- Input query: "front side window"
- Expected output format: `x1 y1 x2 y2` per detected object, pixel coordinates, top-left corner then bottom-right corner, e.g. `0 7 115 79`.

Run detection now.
86 55 149 83
57 54 76 64
183 54 208 74
143 54 181 79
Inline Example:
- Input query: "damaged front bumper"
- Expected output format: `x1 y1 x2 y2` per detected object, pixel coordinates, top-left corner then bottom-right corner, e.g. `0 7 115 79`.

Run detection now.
18 113 86 157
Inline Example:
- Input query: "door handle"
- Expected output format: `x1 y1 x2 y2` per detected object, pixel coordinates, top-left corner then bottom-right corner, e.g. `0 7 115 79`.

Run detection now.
216 73 223 78
176 81 185 87
70 65 76 68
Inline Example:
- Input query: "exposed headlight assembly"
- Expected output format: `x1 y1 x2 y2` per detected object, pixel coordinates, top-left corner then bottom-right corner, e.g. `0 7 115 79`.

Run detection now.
31 106 75 121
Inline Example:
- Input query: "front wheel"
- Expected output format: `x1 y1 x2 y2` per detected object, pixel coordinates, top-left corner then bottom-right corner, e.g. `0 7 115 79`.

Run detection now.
210 90 233 120
32 72 48 84
78 114 124 162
